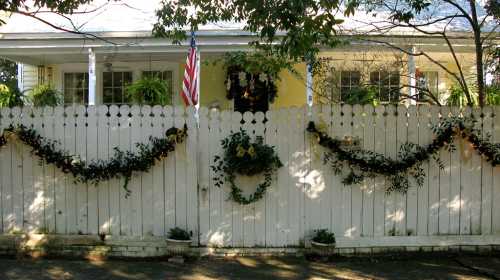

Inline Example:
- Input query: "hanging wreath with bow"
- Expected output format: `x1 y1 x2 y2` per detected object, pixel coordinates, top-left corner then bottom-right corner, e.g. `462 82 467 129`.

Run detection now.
211 130 283 205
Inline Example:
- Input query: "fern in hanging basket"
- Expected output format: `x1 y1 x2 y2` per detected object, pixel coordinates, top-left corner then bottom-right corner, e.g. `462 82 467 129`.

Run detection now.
127 76 172 106
211 130 283 204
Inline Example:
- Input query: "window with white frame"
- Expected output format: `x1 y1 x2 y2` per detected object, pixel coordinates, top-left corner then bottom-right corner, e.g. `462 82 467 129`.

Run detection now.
102 71 133 104
416 71 439 102
63 72 89 104
370 71 400 103
331 71 361 102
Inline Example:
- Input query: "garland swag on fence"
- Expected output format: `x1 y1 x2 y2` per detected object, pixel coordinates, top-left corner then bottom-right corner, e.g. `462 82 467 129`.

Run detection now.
0 125 188 196
307 116 500 193
212 130 283 205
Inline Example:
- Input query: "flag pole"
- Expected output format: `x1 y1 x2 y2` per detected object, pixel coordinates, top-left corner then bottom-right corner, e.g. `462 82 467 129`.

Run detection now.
194 30 201 127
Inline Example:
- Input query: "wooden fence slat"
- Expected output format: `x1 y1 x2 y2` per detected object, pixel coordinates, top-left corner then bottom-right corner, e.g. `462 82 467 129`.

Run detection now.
470 107 483 234
53 107 66 234
1 108 12 233
481 107 493 235
362 105 375 237
351 105 363 237
493 107 500 234
288 107 304 245
163 106 175 234
108 105 120 235
428 106 441 235
460 107 473 235
373 105 386 237
86 106 99 235
97 105 110 235
396 105 408 236
118 105 131 236
43 107 56 234
198 107 210 245
449 106 462 235
186 107 199 245
11 107 23 232
141 106 154 237
438 107 451 235
151 105 165 237
21 107 34 233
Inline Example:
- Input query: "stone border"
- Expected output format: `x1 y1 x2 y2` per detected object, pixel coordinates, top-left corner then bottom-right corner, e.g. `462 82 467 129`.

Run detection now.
0 234 499 259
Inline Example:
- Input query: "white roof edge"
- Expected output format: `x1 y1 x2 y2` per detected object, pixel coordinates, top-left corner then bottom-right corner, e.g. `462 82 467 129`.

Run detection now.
0 29 496 41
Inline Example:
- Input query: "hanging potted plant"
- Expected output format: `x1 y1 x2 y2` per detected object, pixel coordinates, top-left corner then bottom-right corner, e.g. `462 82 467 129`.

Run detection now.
127 76 172 106
310 229 336 256
166 227 192 256
28 84 63 107
211 51 296 112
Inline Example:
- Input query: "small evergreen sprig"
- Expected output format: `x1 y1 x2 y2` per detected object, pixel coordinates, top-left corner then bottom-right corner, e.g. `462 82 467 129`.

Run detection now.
308 116 500 193
0 124 187 196
211 130 283 205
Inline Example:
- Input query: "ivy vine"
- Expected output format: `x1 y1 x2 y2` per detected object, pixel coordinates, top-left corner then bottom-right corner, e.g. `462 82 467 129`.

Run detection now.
0 124 188 196
308 116 500 193
211 130 283 205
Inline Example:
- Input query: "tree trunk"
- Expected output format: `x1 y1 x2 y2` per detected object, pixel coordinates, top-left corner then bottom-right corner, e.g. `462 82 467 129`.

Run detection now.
470 0 485 106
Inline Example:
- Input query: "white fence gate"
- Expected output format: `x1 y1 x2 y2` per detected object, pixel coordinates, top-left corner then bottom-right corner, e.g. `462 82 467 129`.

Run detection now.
1 104 500 248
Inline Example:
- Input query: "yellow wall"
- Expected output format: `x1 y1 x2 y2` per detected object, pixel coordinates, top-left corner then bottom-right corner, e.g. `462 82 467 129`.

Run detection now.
41 49 477 108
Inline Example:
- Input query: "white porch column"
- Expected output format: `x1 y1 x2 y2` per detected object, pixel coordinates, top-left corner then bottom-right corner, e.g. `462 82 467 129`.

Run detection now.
408 46 417 105
88 48 96 105
306 62 313 115
17 63 24 92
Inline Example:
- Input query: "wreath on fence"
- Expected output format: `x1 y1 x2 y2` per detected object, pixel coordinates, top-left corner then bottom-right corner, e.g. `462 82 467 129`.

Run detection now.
307 116 500 194
211 130 283 205
0 124 188 196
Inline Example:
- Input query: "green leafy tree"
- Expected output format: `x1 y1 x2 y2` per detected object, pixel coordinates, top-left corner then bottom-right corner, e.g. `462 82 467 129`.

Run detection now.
0 58 17 89
356 0 499 106
0 84 23 108
154 0 360 63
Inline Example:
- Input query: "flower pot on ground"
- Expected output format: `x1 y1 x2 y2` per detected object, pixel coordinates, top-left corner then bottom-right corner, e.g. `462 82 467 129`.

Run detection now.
166 227 192 256
310 229 336 256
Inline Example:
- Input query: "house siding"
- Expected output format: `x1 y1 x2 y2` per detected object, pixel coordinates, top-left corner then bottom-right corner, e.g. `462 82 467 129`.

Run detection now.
18 64 38 93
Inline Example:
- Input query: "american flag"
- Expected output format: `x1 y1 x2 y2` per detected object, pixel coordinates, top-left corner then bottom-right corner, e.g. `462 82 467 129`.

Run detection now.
181 35 199 106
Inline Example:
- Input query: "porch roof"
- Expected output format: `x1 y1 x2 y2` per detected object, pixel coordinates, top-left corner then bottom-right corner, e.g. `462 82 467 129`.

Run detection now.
0 30 488 66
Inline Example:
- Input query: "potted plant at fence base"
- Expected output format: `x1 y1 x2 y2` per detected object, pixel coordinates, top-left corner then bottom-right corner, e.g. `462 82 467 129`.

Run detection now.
166 227 192 259
310 229 336 256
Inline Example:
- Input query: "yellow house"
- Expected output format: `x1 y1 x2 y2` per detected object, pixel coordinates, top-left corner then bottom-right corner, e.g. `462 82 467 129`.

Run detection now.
0 2 493 109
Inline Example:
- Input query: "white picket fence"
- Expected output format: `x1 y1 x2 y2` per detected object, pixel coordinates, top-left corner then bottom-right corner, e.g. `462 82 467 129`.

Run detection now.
0 104 500 248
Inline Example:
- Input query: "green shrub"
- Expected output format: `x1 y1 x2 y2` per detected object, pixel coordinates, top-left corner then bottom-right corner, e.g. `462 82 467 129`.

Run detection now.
29 84 62 107
342 86 379 106
127 76 171 106
486 85 500 105
167 227 191 240
312 229 335 244
0 83 24 107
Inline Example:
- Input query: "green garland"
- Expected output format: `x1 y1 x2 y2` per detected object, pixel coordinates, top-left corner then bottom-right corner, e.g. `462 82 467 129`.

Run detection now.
307 116 500 193
212 130 283 205
0 125 188 196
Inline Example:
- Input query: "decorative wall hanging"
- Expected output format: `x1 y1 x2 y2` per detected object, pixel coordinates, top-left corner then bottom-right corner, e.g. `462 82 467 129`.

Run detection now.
211 130 283 205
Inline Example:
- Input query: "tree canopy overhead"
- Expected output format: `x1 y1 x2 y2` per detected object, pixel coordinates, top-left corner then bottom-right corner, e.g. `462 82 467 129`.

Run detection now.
0 0 94 25
153 0 359 62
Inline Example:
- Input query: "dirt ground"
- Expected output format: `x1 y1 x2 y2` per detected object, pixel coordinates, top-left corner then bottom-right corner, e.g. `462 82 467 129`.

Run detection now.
0 254 499 280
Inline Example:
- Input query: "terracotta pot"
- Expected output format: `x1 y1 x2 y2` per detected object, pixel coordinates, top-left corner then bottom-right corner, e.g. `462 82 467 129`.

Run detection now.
166 238 192 256
310 240 336 256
